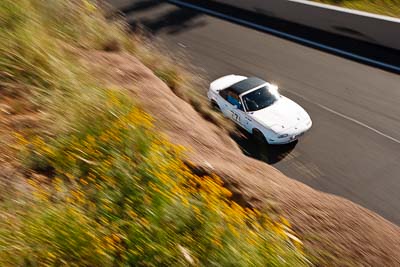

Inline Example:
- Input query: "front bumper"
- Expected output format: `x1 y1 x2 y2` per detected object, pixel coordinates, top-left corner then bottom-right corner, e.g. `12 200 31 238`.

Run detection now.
267 122 312 145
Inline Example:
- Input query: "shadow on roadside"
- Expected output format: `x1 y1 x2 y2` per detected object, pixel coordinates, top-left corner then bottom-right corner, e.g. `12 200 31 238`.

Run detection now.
116 0 206 35
140 8 205 35
117 0 400 73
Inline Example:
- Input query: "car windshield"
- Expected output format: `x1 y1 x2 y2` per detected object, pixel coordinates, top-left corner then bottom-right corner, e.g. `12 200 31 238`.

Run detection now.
242 85 280 112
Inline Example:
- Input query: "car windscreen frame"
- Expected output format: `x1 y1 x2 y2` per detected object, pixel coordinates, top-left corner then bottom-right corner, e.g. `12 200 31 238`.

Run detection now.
240 84 280 112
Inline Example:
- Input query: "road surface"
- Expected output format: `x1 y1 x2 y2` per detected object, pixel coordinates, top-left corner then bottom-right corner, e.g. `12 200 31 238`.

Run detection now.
108 0 400 224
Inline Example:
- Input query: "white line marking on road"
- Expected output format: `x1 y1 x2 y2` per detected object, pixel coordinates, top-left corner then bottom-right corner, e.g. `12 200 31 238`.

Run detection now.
287 90 400 145
289 0 400 22
167 0 400 73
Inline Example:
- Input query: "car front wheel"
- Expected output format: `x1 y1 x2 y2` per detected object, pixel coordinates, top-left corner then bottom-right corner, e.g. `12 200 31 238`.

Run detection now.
211 100 220 111
253 129 267 145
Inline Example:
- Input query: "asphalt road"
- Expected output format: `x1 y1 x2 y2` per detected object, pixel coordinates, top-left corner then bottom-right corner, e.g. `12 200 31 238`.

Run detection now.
107 0 400 224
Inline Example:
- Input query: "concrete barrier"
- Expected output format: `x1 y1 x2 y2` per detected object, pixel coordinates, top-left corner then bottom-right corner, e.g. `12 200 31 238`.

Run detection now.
214 0 400 50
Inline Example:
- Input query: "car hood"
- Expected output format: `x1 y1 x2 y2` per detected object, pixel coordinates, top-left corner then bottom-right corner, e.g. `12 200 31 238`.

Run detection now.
250 96 311 133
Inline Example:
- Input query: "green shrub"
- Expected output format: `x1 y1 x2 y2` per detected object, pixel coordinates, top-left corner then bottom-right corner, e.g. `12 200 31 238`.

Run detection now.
0 202 112 266
7 90 308 266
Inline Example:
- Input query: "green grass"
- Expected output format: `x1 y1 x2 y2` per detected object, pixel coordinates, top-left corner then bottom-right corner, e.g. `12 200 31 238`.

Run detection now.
312 0 400 18
0 0 308 266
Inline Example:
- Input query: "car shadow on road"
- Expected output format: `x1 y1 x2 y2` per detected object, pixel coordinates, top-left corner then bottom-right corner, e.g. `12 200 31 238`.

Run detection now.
230 128 297 164
118 0 206 35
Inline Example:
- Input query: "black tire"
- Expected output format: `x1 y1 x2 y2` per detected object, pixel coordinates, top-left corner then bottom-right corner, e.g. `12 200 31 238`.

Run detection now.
253 129 267 145
211 100 220 112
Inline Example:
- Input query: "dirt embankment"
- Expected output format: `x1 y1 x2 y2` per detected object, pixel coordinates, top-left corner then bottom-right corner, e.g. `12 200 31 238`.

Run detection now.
82 50 400 266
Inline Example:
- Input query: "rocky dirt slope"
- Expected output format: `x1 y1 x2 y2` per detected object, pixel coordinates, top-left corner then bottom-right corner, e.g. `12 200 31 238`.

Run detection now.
79 50 400 266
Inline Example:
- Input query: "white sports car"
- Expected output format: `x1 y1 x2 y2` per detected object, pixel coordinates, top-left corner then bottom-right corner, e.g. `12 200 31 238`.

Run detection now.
207 75 312 144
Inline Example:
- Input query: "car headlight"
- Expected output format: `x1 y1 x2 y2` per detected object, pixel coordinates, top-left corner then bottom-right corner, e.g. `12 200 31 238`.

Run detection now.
278 134 289 138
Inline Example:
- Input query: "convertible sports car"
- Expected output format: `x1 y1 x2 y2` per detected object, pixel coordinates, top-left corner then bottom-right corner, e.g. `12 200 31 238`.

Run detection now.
207 75 312 144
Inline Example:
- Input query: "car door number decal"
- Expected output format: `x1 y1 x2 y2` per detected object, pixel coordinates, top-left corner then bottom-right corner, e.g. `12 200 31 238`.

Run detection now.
231 111 240 122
